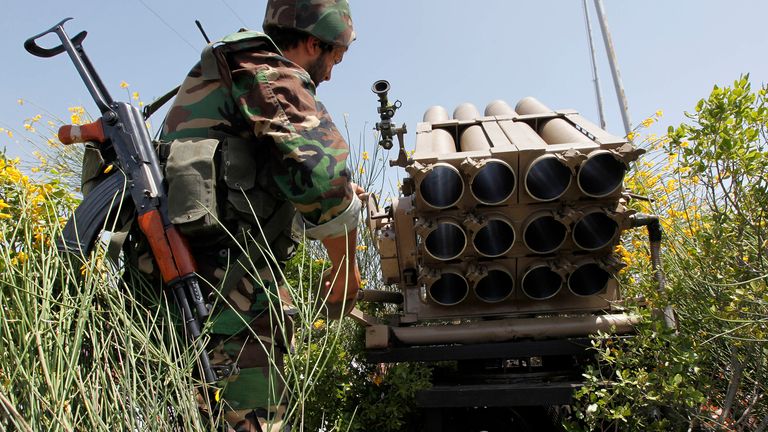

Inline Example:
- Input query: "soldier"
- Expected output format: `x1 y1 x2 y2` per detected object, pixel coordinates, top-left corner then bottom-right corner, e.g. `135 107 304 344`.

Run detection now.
157 0 361 430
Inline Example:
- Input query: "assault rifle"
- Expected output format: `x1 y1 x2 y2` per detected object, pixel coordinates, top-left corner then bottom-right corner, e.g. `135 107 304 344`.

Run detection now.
25 18 217 384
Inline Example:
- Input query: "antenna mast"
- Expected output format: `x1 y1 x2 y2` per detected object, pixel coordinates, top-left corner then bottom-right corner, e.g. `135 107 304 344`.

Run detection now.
593 0 632 135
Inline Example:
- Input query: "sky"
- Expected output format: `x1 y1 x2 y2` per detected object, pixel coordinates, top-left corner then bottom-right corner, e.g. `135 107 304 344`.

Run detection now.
1 1 767 175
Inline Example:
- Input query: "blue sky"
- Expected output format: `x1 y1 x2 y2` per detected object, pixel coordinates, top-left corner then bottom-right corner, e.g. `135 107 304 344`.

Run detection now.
1 1 766 169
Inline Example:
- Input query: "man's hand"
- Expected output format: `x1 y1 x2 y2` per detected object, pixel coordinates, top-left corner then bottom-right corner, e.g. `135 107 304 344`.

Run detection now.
320 228 360 319
350 181 369 202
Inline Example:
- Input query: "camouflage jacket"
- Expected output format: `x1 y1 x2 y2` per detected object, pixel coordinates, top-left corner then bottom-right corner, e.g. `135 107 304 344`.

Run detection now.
161 31 359 241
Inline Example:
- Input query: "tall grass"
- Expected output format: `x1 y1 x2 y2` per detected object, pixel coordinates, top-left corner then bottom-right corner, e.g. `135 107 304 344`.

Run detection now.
0 144 358 430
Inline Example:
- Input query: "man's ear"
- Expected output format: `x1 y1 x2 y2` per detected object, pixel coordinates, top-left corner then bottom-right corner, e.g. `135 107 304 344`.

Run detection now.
305 36 322 57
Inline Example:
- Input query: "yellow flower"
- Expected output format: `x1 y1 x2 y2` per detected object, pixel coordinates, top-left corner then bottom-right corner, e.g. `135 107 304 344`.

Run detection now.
12 251 28 266
120 81 130 89
655 110 663 117
626 131 637 141
358 165 365 175
614 244 632 269
641 118 654 128
6 130 13 138
132 91 140 100
372 374 384 386
0 213 11 219
0 200 9 209
313 319 326 330
360 279 368 287
23 124 33 131
680 141 689 148
17 99 23 105
356 245 368 252
362 151 369 161
34 231 45 244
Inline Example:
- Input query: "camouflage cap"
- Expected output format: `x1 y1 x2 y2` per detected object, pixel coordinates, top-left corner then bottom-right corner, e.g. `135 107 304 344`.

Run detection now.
263 0 355 47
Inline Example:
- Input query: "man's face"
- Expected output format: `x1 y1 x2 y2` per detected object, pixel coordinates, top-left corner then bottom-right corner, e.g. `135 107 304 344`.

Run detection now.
306 44 347 87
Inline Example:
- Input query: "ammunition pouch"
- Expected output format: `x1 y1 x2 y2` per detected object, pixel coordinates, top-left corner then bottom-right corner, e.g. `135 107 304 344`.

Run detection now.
220 136 297 264
163 135 297 263
165 137 222 237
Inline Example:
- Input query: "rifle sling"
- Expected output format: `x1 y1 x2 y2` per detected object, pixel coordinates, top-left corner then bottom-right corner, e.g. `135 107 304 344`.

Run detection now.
142 85 181 120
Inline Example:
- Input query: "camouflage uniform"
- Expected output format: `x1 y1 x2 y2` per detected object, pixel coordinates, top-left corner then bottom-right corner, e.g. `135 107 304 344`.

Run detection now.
159 2 356 430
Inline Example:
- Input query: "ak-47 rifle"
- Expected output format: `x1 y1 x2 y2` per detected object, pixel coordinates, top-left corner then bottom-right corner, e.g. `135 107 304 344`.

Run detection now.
25 18 217 384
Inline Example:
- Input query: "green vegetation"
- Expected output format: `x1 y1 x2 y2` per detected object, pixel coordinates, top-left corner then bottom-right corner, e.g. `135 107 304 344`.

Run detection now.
1 75 766 430
566 75 768 431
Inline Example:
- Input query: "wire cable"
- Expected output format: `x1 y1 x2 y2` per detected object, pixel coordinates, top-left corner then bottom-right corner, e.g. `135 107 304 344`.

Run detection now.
137 0 198 53
220 0 250 28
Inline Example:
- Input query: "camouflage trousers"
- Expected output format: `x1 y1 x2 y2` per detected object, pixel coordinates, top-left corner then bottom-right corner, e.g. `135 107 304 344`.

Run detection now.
195 251 294 432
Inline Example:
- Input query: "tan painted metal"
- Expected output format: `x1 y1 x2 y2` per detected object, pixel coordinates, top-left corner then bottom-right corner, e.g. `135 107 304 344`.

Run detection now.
365 313 641 348
484 99 518 116
423 105 450 123
522 210 569 254
468 263 515 303
409 161 465 210
417 218 468 261
421 267 470 306
571 207 620 251
463 158 516 205
453 102 481 120
418 105 457 156
516 96 595 145
378 99 641 325
452 103 491 152
567 255 624 297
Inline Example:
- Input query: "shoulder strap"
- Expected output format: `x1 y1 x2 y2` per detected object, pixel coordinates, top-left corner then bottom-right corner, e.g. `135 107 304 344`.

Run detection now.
142 85 181 120
142 31 279 120
200 30 281 81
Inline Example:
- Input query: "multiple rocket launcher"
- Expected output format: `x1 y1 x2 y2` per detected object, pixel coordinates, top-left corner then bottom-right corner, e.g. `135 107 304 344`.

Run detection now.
372 97 643 322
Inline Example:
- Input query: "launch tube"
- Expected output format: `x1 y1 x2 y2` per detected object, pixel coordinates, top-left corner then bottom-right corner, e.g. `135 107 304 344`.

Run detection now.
572 209 619 251
516 97 594 145
523 211 568 254
453 103 491 152
428 270 469 306
521 264 563 300
568 261 612 296
577 150 626 197
484 100 518 116
424 220 467 261
472 216 515 257
453 102 481 121
524 154 572 201
470 159 516 205
419 163 464 209
423 105 450 123
422 105 457 155
474 266 515 303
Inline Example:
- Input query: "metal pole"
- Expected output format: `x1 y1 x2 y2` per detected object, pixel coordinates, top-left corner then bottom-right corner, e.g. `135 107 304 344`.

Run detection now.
593 0 632 135
582 0 607 129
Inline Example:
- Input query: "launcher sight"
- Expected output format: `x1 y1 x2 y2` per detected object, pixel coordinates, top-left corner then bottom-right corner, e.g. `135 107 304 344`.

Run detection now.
372 80 409 167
